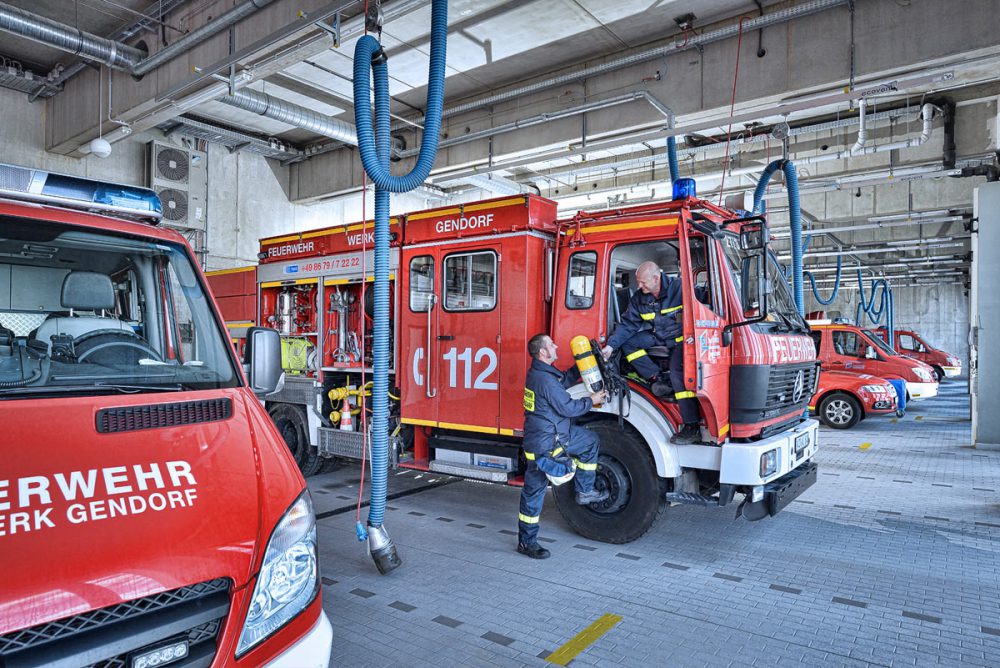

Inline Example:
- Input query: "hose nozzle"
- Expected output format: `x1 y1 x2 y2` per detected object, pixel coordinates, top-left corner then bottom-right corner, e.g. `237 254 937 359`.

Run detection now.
367 523 401 574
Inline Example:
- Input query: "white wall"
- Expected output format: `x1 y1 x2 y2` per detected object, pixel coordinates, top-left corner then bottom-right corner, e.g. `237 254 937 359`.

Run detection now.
805 282 970 369
0 86 430 271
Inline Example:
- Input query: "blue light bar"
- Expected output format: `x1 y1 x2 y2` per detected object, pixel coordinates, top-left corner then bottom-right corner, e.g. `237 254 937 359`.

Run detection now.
0 162 163 223
672 177 697 200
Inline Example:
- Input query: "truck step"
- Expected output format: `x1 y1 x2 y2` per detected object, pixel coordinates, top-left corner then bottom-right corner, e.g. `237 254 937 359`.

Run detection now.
429 460 509 482
665 491 719 507
318 427 365 460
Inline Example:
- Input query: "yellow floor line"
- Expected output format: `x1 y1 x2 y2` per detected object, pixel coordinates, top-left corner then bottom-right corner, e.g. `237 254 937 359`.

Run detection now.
890 418 898 423
859 443 872 451
915 415 924 421
545 613 622 666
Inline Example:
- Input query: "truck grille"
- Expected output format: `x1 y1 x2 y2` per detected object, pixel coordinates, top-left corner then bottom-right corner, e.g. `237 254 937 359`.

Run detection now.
763 362 819 418
0 578 230 668
730 361 819 425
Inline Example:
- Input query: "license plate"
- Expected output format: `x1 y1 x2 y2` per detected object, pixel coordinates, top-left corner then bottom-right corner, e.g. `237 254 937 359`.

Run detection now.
794 433 810 454
132 641 189 668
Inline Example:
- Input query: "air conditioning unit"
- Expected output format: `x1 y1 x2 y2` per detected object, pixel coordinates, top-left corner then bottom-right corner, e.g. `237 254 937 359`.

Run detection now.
148 141 207 230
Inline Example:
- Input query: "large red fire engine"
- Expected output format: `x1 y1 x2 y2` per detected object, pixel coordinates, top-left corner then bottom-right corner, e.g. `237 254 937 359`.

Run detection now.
208 193 820 542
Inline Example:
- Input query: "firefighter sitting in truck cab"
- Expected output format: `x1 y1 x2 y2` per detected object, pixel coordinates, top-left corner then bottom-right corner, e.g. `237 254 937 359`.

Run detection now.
518 334 609 559
601 261 700 445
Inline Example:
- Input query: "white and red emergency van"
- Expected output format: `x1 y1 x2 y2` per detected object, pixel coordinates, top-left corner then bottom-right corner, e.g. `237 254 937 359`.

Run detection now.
0 163 332 667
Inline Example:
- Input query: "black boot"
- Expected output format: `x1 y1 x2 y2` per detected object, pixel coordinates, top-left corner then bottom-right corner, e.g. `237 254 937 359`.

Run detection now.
517 542 551 559
670 423 701 445
651 373 674 398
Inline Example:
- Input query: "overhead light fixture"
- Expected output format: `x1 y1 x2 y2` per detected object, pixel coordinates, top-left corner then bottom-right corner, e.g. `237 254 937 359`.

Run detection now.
88 137 112 158
886 236 953 246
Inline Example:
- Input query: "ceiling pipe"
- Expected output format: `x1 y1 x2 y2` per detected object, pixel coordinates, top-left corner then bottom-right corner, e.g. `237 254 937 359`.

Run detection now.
419 91 673 160
219 86 360 145
397 0 847 129
0 2 146 70
133 0 276 77
850 97 867 153
0 0 275 79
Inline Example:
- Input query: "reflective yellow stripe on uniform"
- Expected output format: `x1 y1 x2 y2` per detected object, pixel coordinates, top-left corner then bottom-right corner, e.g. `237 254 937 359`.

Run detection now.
661 305 683 314
523 388 535 412
518 513 539 524
524 452 536 460
675 391 696 399
574 460 598 471
639 312 656 321
626 349 647 362
675 335 684 343
552 446 564 457
525 445 563 461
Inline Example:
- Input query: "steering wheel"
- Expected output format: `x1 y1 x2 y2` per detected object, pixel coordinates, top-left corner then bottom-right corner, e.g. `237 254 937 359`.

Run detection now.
73 329 163 364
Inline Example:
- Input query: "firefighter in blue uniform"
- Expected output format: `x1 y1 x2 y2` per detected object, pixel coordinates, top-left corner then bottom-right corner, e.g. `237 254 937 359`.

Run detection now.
601 261 701 445
518 333 609 559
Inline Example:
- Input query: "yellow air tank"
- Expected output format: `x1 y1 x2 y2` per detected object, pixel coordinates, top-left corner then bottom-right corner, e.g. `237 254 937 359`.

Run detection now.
570 335 605 393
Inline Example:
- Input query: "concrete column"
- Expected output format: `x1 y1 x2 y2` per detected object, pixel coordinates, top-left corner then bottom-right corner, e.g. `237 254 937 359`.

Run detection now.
971 181 1000 449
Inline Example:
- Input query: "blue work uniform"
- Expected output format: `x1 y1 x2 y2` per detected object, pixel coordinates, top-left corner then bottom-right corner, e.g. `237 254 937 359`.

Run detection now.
518 358 600 546
607 271 698 423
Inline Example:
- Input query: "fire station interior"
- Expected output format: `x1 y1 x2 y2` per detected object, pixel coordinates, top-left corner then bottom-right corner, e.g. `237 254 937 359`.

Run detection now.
1 1 999 666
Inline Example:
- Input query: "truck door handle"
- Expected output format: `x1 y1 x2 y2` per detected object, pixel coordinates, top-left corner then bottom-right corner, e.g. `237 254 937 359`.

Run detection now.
426 295 437 398
437 335 454 341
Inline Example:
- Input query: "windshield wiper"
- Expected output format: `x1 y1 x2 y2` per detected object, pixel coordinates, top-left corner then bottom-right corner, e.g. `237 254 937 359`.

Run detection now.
0 382 185 397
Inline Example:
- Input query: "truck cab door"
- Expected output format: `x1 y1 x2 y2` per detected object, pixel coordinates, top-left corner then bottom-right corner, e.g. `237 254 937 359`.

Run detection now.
682 232 729 438
400 253 439 426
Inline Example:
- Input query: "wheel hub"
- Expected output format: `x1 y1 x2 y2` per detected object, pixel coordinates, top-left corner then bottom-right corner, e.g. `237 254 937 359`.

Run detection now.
826 399 853 425
588 454 632 514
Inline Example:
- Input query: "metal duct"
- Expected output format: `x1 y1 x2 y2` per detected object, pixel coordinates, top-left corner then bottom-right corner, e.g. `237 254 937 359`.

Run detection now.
166 115 303 161
0 0 273 79
133 0 275 77
0 2 146 69
219 87 359 145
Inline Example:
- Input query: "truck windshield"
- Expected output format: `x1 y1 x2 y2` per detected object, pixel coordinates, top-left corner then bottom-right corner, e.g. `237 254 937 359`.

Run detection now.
862 329 899 356
0 217 239 397
719 232 807 332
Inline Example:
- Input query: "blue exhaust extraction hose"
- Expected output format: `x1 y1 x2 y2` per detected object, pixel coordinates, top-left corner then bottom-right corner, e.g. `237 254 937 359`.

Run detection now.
752 159 803 315
352 0 448 573
666 136 679 185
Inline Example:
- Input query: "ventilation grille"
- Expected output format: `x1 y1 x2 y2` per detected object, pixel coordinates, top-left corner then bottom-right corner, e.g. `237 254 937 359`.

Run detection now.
157 187 189 222
764 361 819 415
96 398 233 433
0 163 32 192
155 146 190 183
0 578 230 657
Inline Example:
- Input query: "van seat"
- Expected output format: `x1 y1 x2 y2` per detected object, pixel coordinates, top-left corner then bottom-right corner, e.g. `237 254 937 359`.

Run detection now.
33 272 128 351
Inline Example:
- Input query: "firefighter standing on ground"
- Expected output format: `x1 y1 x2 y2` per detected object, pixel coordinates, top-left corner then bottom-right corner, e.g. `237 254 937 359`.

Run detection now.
518 334 609 559
601 261 700 445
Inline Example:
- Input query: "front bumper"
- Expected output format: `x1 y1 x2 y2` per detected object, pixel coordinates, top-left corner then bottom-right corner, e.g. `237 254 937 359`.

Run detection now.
942 366 961 378
906 381 939 400
719 419 819 485
741 461 818 520
265 611 333 668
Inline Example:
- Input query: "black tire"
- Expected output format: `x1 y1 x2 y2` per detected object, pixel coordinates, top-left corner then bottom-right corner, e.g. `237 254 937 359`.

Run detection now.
932 366 944 383
551 421 665 544
818 392 862 429
268 403 320 476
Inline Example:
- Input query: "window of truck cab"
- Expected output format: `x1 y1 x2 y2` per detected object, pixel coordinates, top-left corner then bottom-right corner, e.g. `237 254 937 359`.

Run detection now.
442 251 497 312
0 216 239 397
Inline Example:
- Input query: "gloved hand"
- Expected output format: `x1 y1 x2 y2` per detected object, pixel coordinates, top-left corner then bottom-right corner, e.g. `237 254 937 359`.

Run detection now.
589 390 608 406
600 345 613 361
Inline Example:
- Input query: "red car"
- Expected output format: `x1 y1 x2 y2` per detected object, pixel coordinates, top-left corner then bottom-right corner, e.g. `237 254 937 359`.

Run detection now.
875 327 962 382
810 370 898 429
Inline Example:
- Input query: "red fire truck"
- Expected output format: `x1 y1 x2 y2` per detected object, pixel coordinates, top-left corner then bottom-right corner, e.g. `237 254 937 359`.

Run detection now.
208 193 820 542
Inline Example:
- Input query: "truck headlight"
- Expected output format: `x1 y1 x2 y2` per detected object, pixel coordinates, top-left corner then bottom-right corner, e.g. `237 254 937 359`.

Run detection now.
914 367 932 382
236 492 319 657
948 356 960 366
861 384 887 393
760 449 779 478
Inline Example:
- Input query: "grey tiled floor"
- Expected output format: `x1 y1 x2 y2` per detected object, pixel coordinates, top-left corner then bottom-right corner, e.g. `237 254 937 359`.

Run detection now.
309 381 1000 667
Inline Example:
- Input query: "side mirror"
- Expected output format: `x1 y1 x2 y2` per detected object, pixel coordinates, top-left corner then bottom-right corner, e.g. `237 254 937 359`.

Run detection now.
244 327 283 396
865 346 877 360
740 221 768 252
